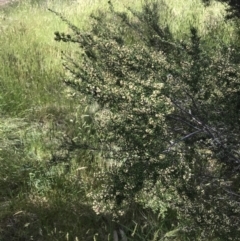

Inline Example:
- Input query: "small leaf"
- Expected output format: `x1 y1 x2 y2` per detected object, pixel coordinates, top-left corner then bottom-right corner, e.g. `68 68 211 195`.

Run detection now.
24 223 30 228
163 228 180 238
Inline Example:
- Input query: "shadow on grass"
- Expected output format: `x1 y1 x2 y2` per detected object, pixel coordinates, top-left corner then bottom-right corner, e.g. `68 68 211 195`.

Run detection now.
0 197 115 241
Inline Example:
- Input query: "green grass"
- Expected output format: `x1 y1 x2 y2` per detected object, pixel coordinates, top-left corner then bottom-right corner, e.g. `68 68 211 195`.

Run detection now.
0 0 236 240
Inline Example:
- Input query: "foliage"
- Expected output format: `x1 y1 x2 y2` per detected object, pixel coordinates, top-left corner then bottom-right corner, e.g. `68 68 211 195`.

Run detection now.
0 0 239 240
203 0 240 19
53 0 240 240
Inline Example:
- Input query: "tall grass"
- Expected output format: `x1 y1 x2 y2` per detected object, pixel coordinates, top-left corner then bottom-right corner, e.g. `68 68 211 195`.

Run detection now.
0 0 236 240
0 0 232 116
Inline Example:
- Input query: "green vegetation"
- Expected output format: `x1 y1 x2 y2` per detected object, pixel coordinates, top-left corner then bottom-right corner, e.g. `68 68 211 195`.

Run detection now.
0 0 239 240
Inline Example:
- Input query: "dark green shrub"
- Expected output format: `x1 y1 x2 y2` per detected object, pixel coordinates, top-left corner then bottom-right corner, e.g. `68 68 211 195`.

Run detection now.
52 1 240 239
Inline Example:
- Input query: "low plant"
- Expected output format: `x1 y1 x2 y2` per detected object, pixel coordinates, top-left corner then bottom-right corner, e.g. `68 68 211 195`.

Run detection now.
53 0 240 240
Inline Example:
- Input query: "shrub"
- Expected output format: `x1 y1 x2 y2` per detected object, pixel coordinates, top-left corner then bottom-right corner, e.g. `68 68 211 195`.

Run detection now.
52 1 240 239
